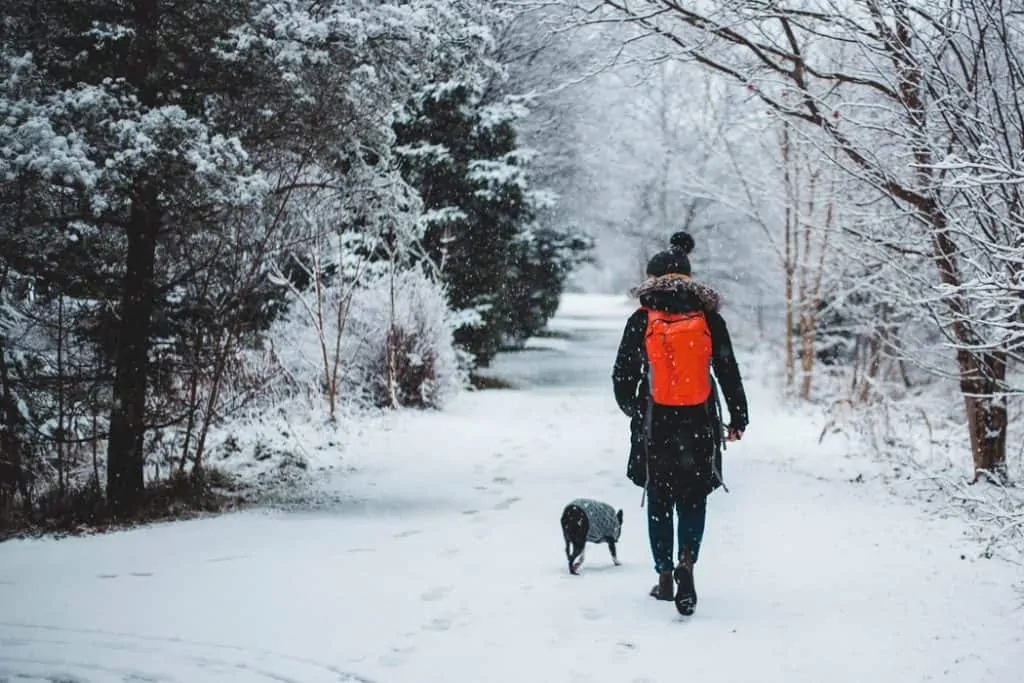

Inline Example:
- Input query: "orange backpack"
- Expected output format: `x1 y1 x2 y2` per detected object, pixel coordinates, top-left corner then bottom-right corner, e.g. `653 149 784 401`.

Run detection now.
642 308 713 406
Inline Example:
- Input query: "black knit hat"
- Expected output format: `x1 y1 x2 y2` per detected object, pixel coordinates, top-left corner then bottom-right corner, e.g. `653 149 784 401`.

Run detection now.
645 231 695 277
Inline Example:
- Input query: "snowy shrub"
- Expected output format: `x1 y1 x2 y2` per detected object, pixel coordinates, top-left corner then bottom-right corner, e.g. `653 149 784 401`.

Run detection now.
194 265 463 501
265 264 464 412
346 267 465 410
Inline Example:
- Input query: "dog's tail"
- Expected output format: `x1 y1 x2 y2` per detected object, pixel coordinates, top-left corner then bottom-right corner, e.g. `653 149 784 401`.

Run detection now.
560 504 588 573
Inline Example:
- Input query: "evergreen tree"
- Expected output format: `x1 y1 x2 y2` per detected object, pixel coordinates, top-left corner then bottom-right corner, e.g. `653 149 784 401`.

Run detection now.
396 83 591 366
396 83 526 365
503 225 593 349
2 0 266 515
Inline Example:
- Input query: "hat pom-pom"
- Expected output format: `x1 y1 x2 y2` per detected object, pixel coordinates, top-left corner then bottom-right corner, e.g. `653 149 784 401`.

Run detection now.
669 231 695 255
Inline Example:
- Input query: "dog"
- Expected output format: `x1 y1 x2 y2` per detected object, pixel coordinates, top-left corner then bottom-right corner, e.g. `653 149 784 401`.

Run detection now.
560 498 623 574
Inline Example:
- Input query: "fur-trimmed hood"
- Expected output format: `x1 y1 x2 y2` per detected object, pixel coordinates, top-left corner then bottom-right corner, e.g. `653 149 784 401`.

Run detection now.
630 274 722 313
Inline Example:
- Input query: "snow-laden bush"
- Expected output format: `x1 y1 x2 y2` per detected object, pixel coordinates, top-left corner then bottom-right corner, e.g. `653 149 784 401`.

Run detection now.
346 267 465 410
267 265 465 413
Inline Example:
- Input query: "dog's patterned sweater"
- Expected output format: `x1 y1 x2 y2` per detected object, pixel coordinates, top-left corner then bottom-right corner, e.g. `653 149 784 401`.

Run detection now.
569 498 621 543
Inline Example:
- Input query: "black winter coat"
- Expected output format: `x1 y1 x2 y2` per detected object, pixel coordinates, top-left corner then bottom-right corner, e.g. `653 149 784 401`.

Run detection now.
612 276 749 499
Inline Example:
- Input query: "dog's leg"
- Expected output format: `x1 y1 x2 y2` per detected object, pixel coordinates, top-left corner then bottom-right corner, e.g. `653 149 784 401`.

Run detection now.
608 539 621 566
571 548 585 573
562 505 589 575
561 507 573 573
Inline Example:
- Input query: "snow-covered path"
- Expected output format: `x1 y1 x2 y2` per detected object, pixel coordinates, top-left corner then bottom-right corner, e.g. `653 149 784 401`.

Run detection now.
2 294 1022 683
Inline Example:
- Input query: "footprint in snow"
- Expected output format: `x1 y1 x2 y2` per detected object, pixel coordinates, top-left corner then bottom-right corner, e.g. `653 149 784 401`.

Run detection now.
420 586 452 602
493 497 521 511
206 554 250 563
492 476 513 485
422 616 452 632
378 647 415 668
129 572 154 578
393 529 422 539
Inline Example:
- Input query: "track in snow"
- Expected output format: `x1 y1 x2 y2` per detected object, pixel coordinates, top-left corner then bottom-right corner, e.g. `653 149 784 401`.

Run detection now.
0 622 370 683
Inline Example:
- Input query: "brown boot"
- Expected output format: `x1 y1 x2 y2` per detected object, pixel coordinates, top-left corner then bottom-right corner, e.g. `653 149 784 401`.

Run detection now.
673 548 697 615
649 571 673 600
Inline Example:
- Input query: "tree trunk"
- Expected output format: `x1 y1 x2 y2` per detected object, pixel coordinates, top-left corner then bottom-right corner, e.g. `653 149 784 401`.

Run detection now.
856 335 882 404
799 187 834 401
106 189 161 517
0 342 29 509
178 350 201 475
781 123 796 388
55 294 66 496
799 319 816 400
194 329 236 476
928 208 1008 483
961 351 1008 483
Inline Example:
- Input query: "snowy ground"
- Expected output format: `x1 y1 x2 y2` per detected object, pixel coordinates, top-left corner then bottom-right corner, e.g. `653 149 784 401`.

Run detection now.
2 294 1023 683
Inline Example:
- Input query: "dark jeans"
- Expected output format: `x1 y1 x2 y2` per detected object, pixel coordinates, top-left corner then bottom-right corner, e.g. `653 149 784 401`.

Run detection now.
647 488 707 574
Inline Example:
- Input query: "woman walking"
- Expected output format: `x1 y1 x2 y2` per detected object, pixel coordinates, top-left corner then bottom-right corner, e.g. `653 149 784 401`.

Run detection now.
612 231 749 615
